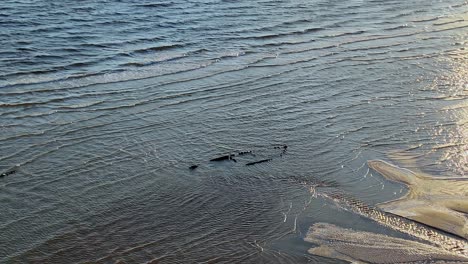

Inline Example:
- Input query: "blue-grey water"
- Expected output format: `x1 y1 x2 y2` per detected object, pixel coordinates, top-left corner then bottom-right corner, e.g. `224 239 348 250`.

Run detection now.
0 0 467 263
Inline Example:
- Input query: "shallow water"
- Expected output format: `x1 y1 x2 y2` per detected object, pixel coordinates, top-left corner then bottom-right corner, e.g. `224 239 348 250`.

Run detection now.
0 0 467 263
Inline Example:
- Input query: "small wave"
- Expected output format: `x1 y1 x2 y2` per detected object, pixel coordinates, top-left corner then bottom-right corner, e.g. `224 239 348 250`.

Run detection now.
68 17 94 23
131 44 185 54
432 24 468 33
450 2 467 8
281 44 337 55
0 20 41 26
94 20 133 26
79 43 112 48
32 54 64 60
411 17 439 23
251 39 316 48
49 47 82 53
123 49 246 68
228 18 314 35
433 19 465 26
120 54 186 67
134 2 174 8
259 27 324 39
0 54 127 79
280 18 313 26
0 60 215 91
35 24 76 33
323 30 366 38
121 48 214 67
16 47 37 52
75 37 164 49
0 51 19 57
391 11 416 19
384 24 411 31
0 70 51 80
58 101 105 110
2 57 112 78
71 6 95 12
0 96 67 108
234 27 324 41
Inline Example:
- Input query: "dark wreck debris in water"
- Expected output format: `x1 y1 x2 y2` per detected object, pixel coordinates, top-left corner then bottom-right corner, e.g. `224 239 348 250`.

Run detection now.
189 165 199 170
201 145 288 167
237 150 254 156
210 154 237 162
274 145 288 150
0 170 16 177
274 145 288 156
245 159 272 166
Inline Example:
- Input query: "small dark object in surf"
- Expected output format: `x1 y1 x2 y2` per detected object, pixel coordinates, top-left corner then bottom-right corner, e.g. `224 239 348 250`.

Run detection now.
237 150 254 156
189 165 199 170
0 170 16 177
210 154 237 162
246 159 272 166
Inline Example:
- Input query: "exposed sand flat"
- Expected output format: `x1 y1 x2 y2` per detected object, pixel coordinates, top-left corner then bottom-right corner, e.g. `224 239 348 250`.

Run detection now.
368 160 468 239
305 223 468 264
318 189 468 258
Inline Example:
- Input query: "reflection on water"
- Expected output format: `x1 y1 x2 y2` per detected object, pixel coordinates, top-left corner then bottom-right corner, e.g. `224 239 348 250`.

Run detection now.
0 0 467 263
389 52 467 177
434 55 468 176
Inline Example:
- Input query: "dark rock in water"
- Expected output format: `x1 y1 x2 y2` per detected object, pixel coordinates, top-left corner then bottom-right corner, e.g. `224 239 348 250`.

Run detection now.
0 170 16 177
210 154 236 162
189 165 199 170
246 159 272 166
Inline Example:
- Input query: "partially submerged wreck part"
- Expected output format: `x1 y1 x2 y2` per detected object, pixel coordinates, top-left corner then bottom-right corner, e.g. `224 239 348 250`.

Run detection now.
0 170 16 177
210 154 237 162
319 189 468 257
305 223 468 263
368 160 468 239
245 159 272 166
237 150 254 156
275 145 288 156
274 145 288 150
206 146 286 166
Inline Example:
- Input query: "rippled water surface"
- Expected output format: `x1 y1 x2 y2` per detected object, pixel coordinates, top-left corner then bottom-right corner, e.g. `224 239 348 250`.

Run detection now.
1 0 467 263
